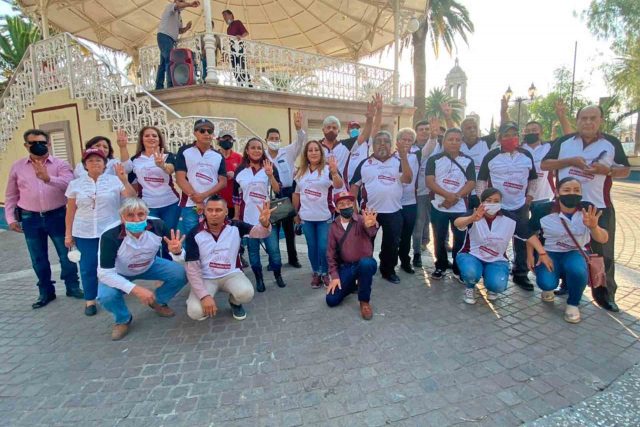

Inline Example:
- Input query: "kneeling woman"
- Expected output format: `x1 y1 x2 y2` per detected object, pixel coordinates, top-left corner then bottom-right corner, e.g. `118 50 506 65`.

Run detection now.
526 177 608 323
454 188 528 304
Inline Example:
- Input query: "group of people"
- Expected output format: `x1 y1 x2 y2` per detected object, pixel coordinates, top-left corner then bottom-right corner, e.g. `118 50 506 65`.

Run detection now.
4 94 630 339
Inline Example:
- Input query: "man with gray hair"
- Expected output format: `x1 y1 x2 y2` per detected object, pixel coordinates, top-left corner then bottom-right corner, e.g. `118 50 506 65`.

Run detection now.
97 198 187 340
350 131 413 284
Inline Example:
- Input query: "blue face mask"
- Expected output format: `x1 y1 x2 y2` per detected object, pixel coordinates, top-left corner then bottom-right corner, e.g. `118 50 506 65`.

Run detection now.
349 128 360 138
125 220 147 233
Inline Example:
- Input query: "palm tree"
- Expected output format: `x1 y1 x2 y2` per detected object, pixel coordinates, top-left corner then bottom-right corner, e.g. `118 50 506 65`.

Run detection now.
0 15 40 90
411 0 474 124
424 87 463 123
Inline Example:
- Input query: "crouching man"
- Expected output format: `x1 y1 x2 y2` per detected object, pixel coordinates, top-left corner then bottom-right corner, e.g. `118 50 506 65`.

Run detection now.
97 198 187 341
185 195 275 321
326 191 379 320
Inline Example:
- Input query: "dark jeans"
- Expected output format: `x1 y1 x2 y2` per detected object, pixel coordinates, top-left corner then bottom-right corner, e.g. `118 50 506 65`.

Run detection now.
21 207 79 297
398 204 417 265
149 202 181 233
326 257 377 306
430 207 465 274
376 211 403 276
504 204 529 278
275 187 298 264
155 33 175 90
231 44 251 86
75 237 99 301
590 207 617 302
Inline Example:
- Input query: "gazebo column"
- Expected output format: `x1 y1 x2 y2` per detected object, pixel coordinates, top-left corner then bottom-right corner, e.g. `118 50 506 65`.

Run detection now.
203 0 219 84
39 0 50 39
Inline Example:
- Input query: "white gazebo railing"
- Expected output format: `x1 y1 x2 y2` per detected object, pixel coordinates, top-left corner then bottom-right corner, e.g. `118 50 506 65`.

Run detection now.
0 33 259 153
138 33 394 102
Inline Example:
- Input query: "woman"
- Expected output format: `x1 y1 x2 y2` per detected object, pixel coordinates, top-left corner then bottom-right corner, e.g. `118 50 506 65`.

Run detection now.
293 140 344 288
73 133 129 178
124 127 180 231
527 177 608 323
425 128 476 281
454 188 528 304
64 148 137 315
233 138 286 292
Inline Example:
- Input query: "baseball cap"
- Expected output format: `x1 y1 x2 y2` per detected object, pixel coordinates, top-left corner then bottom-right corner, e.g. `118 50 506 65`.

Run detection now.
333 191 355 205
82 148 107 161
193 118 215 131
218 131 235 140
347 121 360 129
499 121 519 134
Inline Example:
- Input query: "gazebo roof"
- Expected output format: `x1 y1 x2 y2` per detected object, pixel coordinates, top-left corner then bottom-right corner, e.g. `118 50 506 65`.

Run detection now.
18 0 426 58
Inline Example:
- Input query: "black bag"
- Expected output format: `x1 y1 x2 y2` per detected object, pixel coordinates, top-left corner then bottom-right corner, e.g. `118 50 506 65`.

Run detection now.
269 197 296 225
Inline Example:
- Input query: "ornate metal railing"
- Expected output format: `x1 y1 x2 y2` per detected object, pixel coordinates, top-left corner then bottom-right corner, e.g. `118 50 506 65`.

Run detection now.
138 33 394 102
0 33 259 152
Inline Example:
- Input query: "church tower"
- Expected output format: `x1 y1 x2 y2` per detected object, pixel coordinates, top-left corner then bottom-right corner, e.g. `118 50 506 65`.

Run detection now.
445 58 467 117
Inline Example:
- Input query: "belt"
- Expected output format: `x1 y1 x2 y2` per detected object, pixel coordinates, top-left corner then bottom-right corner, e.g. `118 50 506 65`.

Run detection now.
20 205 65 217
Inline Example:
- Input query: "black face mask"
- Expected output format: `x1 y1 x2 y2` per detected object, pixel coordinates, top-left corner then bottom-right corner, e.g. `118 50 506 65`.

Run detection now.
338 207 354 219
559 194 582 208
28 142 48 156
219 140 233 150
523 133 540 144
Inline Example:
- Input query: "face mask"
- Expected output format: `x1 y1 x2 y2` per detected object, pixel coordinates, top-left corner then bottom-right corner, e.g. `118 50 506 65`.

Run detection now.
523 133 540 144
338 207 354 219
219 140 233 150
500 136 519 152
67 246 81 263
226 19 233 25
483 202 501 215
349 129 360 138
559 194 582 209
29 143 48 156
125 220 147 234
267 140 281 151
324 131 338 142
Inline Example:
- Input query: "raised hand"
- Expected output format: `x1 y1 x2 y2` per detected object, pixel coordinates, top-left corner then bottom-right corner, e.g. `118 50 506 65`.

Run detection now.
471 204 486 222
429 116 441 138
263 159 274 176
501 95 509 112
582 205 602 229
362 208 377 227
257 200 277 227
555 98 567 119
328 155 338 174
365 99 376 119
294 111 303 131
32 159 50 183
114 162 127 182
326 278 341 295
163 229 185 254
116 129 128 148
374 92 383 110
153 148 166 169
441 102 453 119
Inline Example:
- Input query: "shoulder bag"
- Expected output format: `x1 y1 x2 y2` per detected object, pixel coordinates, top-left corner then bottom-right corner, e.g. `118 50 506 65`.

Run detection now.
560 218 606 288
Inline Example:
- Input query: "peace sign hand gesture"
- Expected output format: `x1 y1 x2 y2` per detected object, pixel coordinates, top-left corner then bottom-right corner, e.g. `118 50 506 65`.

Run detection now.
328 155 338 174
582 205 602 229
257 200 277 228
362 208 377 228
263 159 274 176
294 111 303 131
471 204 486 222
163 229 185 255
114 162 128 182
116 129 128 148
153 148 166 169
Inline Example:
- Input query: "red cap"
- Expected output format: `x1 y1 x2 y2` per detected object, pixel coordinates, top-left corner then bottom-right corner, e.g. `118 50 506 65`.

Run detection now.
347 121 360 129
333 191 355 205
82 148 107 161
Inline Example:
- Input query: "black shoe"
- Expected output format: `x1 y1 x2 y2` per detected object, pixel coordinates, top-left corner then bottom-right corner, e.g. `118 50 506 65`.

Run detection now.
288 260 302 268
605 301 620 312
401 263 415 274
554 287 568 296
66 288 84 299
253 269 266 293
274 271 287 288
85 305 97 316
382 273 401 284
412 254 422 268
513 276 534 291
430 269 445 280
32 294 56 309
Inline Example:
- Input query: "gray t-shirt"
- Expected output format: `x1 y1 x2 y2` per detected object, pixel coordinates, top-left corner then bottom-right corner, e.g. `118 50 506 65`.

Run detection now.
158 3 182 41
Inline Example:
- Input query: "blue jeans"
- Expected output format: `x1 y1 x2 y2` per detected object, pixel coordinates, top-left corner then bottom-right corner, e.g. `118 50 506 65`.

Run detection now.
326 257 377 306
247 226 282 272
21 207 79 297
97 257 187 324
535 250 588 306
179 206 202 238
75 237 99 301
155 33 175 90
457 252 510 293
149 202 181 233
301 219 331 274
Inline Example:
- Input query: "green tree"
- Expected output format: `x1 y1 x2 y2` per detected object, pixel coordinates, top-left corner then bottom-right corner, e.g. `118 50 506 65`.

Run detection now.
0 15 40 91
411 0 474 124
424 87 463 123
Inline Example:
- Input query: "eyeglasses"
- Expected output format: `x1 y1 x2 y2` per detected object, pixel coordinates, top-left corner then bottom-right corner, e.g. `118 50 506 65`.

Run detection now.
197 128 215 135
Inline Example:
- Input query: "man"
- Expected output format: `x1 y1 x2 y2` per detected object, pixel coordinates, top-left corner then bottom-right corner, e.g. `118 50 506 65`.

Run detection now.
265 111 307 268
155 0 199 90
185 196 273 321
4 129 82 309
217 131 243 219
222 9 251 86
521 121 554 206
541 105 630 312
477 121 538 290
395 128 420 274
175 119 227 236
460 117 493 209
97 198 187 340
347 121 361 139
350 131 413 284
326 192 379 320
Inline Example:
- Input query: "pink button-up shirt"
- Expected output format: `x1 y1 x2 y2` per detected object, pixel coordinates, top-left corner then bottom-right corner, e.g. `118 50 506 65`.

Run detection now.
4 155 74 224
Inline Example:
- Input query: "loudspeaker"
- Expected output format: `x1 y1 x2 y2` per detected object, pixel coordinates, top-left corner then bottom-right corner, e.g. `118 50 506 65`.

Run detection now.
170 48 195 87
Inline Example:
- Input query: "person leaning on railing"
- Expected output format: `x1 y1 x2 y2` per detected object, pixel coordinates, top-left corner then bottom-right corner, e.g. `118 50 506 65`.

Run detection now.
222 9 251 87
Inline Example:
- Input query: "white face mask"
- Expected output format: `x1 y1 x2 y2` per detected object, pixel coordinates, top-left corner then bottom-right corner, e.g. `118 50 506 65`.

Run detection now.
226 19 233 25
483 202 501 215
67 246 82 263
267 140 281 151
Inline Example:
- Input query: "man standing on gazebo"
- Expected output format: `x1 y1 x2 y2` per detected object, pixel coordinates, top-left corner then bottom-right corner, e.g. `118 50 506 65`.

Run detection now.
222 9 251 86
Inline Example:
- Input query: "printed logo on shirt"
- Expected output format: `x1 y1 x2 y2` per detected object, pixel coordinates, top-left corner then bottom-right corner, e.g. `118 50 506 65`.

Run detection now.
556 240 577 250
377 175 397 185
568 168 595 181
209 250 232 274
195 163 214 184
479 245 499 257
127 251 156 271
303 188 323 200
247 182 268 202
442 178 460 191
142 167 166 188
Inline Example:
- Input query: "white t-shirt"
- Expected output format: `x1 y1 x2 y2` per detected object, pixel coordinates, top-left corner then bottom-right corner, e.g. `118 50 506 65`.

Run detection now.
395 147 420 206
65 174 125 238
345 139 371 184
478 148 537 211
234 165 279 225
294 165 334 221
522 142 554 202
126 153 179 208
531 202 592 253
458 214 519 263
175 144 226 207
73 158 119 178
266 129 307 188
350 155 404 214
425 152 476 213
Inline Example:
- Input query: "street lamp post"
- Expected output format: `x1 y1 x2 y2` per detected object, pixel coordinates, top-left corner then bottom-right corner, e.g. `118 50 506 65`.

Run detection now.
504 83 537 128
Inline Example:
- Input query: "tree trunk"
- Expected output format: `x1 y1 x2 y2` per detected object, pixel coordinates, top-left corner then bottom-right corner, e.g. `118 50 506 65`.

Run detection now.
635 112 640 156
412 20 428 125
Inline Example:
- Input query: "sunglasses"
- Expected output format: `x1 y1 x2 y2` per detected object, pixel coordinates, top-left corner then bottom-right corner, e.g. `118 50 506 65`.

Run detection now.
197 128 215 135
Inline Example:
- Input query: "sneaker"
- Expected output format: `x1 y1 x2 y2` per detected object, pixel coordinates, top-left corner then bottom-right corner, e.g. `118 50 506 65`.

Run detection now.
229 301 247 320
541 291 555 302
84 304 97 316
452 273 464 284
487 291 499 301
311 273 322 289
463 288 476 305
321 274 331 288
564 305 581 324
430 269 445 280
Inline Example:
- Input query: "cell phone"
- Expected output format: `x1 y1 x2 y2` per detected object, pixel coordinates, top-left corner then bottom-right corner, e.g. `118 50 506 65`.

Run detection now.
590 150 607 166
